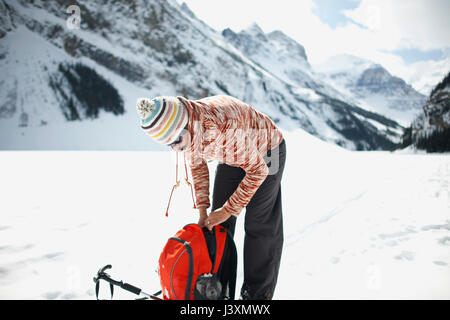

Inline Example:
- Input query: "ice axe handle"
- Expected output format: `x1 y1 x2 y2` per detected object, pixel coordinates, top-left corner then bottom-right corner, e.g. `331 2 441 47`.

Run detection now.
121 282 141 295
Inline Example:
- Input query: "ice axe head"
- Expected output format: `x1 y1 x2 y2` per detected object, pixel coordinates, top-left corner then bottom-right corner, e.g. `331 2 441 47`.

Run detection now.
93 264 112 283
93 264 115 299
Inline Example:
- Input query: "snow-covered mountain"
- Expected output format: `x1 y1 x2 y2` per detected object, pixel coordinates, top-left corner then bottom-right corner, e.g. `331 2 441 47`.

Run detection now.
402 71 450 152
222 23 311 88
0 0 404 150
316 54 427 127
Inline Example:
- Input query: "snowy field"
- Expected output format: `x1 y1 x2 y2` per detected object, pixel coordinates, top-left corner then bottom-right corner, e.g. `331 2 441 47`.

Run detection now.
0 130 449 300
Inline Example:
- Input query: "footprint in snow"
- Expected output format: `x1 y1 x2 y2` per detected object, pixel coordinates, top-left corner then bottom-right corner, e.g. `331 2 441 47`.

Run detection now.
330 257 340 264
432 261 448 267
378 228 417 240
394 251 415 261
422 223 450 231
438 237 450 246
43 291 61 300
385 240 399 247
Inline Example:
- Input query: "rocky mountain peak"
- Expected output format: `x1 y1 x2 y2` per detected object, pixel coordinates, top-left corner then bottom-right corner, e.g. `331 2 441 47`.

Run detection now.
267 30 307 61
222 22 309 68
245 22 266 37
180 1 196 19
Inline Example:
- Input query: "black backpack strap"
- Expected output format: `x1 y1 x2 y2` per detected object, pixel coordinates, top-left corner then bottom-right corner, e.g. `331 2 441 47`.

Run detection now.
214 227 237 300
202 227 217 272
222 230 237 300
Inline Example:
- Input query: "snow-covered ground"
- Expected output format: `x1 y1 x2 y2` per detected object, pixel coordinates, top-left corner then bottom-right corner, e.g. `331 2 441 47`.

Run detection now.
0 130 449 300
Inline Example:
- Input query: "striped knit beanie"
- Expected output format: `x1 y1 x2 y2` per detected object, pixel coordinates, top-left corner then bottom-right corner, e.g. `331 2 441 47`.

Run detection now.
137 96 189 145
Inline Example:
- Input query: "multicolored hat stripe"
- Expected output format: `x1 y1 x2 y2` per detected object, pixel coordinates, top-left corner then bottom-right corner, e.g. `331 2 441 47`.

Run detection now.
137 96 188 145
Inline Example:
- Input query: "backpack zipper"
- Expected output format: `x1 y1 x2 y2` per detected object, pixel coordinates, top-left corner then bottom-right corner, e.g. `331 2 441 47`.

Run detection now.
169 237 194 299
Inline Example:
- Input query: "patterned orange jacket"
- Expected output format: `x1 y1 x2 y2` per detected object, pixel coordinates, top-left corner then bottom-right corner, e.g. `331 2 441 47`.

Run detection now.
178 95 284 217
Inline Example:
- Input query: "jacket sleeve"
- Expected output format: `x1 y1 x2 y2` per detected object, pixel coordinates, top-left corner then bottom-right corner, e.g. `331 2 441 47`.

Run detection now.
189 158 210 209
221 151 269 217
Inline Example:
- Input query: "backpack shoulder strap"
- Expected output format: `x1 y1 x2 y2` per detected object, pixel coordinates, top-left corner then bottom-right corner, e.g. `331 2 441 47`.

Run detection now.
212 226 227 274
217 227 237 300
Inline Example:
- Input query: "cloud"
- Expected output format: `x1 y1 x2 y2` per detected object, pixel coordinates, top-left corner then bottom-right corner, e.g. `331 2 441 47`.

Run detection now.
344 0 450 51
400 58 450 95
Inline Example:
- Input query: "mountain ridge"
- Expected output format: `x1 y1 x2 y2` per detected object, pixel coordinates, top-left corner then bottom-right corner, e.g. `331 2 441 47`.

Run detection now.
0 0 408 151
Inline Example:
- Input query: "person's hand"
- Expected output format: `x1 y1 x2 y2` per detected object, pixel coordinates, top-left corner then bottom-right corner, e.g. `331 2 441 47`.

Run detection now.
198 207 208 228
205 208 231 231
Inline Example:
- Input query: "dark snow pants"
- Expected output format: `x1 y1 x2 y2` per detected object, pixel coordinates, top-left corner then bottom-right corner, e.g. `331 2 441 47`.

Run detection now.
211 139 286 300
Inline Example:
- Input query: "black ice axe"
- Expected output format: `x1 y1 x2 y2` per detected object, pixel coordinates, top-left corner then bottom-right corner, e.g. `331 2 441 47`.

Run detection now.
93 264 162 300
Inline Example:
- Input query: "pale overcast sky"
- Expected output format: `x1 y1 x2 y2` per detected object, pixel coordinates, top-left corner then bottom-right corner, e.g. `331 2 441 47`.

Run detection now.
177 0 450 94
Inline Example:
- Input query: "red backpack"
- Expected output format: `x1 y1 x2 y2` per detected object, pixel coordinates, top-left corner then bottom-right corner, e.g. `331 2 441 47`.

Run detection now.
158 224 237 300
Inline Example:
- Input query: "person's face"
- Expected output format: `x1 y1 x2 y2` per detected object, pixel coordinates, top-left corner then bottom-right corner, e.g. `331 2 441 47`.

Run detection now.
169 130 190 152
